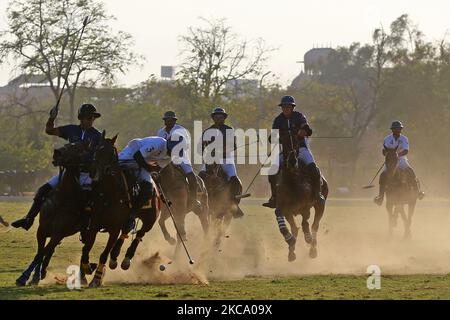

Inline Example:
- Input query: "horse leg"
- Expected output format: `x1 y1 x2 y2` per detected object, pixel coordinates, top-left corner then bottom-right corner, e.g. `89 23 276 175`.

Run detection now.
80 229 98 286
310 202 325 259
40 246 55 280
31 235 63 286
159 209 176 245
301 209 312 244
386 202 395 238
89 230 120 288
404 202 415 239
122 212 157 270
109 233 127 270
275 209 296 262
16 228 46 286
194 200 210 236
174 213 188 260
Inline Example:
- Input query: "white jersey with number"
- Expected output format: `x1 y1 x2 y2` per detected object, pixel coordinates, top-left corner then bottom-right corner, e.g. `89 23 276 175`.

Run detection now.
119 136 171 168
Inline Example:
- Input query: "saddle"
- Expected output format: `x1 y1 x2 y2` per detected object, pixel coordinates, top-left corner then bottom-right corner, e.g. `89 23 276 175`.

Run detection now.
119 166 155 209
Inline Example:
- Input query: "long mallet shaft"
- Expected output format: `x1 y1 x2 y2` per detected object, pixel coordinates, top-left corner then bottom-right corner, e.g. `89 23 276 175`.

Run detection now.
157 182 195 265
55 16 89 111
362 162 385 189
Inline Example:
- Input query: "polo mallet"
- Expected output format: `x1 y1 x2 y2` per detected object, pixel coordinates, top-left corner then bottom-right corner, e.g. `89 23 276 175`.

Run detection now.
54 16 90 113
157 182 195 265
239 142 280 198
362 162 385 189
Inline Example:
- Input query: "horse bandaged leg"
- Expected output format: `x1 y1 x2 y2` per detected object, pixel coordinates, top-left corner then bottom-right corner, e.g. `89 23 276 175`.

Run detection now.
275 209 295 244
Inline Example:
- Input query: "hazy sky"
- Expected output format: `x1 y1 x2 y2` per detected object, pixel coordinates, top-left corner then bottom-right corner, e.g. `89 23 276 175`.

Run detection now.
0 0 449 88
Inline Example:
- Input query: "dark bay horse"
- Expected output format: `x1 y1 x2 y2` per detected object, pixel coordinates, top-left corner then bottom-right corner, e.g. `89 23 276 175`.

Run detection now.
200 164 240 247
383 147 418 238
159 163 209 246
16 142 91 286
274 137 328 262
80 133 161 287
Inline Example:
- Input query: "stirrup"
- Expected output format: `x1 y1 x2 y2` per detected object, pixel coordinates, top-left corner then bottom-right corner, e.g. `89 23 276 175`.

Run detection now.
262 197 276 208
418 191 425 200
374 195 384 206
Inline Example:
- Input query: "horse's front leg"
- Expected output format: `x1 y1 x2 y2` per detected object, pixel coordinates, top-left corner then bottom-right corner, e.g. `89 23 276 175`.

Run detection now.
276 208 296 262
310 201 325 259
122 211 157 270
31 235 63 285
301 209 312 244
404 202 416 239
159 209 176 245
16 228 46 286
89 229 120 288
386 201 395 238
80 228 98 286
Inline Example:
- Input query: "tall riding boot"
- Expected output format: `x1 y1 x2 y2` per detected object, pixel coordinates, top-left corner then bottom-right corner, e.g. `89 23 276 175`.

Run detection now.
186 172 202 211
123 181 153 234
263 175 277 208
229 176 244 218
12 183 53 230
405 167 425 200
306 163 325 205
374 171 387 206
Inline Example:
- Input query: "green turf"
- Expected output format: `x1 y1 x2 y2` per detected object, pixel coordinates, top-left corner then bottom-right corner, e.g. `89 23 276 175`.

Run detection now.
1 200 450 300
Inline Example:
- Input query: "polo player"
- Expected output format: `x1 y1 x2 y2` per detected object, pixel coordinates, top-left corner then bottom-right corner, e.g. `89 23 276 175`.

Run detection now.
198 107 244 218
374 120 425 206
11 104 103 232
157 111 201 211
263 95 324 208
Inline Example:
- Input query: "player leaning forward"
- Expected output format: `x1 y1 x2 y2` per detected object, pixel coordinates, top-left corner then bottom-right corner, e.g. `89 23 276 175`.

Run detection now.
118 133 190 234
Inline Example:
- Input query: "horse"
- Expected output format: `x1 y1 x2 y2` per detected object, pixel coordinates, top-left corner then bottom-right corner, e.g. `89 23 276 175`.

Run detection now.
200 164 240 247
15 142 92 286
80 132 161 287
158 163 209 248
273 135 329 262
383 146 418 238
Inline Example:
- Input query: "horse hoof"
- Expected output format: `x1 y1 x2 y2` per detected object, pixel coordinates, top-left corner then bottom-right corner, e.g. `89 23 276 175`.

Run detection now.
30 279 40 286
88 278 102 288
309 247 318 259
40 270 47 280
288 251 296 262
304 233 312 244
121 257 131 270
15 278 26 287
80 276 88 286
109 259 118 270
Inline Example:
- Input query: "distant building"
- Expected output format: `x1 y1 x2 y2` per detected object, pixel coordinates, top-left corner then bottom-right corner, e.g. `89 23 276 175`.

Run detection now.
291 47 335 89
161 66 175 80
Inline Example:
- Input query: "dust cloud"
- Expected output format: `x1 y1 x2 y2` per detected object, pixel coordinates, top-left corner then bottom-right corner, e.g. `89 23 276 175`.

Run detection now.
98 198 450 285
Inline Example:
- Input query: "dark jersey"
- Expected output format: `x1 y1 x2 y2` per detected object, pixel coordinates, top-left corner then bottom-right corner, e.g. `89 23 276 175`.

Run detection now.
202 124 237 159
272 111 309 149
58 125 102 163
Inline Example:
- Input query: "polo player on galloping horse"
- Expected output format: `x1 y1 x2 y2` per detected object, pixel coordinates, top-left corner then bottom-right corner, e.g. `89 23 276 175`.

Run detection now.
157 111 201 211
374 121 425 206
198 107 244 218
12 104 102 235
119 135 188 234
263 95 325 209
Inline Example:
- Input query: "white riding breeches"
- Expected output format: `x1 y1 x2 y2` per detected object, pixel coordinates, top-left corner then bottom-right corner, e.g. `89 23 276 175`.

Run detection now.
47 172 92 188
382 157 410 172
120 162 152 183
200 163 237 180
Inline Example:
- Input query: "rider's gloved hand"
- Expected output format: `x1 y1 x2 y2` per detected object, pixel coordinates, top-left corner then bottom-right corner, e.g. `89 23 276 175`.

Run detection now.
49 106 59 120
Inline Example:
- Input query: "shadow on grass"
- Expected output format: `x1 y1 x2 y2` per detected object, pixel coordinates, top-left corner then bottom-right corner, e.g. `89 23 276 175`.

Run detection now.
0 284 74 300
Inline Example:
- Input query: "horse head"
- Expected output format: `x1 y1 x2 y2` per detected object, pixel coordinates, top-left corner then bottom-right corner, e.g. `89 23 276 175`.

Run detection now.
384 144 399 176
52 142 90 168
90 131 118 180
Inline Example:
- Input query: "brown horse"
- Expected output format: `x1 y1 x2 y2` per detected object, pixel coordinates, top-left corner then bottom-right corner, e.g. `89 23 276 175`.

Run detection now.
158 163 209 248
383 147 418 238
80 133 161 287
200 164 240 247
16 142 91 286
274 137 328 262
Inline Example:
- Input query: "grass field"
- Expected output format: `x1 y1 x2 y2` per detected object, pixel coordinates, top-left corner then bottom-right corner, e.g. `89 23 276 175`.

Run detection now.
1 199 450 300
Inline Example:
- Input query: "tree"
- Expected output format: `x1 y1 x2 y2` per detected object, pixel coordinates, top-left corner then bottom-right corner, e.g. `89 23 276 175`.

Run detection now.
178 17 273 104
0 0 141 121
